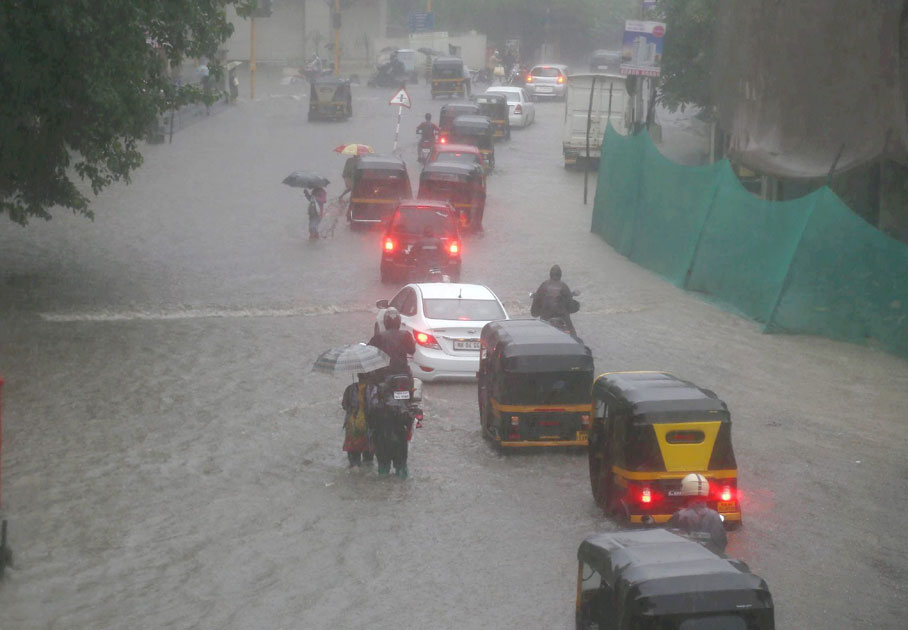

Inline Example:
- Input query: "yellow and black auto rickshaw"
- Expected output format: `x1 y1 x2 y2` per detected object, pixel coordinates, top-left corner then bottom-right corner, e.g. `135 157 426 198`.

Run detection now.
417 161 486 231
349 155 411 227
477 319 594 448
576 529 774 630
437 102 480 143
588 371 742 527
308 76 352 122
449 115 495 171
474 92 510 140
431 56 470 99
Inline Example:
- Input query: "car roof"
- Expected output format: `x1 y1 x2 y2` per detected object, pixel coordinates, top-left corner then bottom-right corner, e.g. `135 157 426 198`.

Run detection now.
421 161 481 176
532 63 569 70
485 86 522 93
413 283 497 301
435 143 481 154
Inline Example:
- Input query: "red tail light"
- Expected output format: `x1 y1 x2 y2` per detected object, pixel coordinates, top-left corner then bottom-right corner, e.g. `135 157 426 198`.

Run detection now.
557 75 565 84
641 486 652 504
383 238 394 252
439 136 447 144
514 104 522 114
721 486 733 502
525 75 533 83
627 481 662 506
414 330 441 349
449 241 459 254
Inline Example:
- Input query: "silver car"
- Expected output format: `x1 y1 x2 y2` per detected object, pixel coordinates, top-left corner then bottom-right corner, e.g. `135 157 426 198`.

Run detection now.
525 64 569 99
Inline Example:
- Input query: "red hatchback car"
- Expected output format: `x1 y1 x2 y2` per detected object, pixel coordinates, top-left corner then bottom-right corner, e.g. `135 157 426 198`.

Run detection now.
380 201 462 284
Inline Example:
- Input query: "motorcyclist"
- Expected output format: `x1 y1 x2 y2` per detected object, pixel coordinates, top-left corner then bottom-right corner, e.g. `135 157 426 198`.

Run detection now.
668 473 728 553
417 113 439 145
531 264 579 333
368 307 415 375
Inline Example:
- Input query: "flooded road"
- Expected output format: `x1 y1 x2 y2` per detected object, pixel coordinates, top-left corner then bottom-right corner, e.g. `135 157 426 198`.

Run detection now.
1 73 906 629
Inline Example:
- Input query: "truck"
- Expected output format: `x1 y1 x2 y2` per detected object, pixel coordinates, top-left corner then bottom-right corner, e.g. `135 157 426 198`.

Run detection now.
562 73 632 168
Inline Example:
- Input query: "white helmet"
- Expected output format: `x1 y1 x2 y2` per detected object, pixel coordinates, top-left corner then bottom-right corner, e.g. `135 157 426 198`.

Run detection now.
680 473 710 497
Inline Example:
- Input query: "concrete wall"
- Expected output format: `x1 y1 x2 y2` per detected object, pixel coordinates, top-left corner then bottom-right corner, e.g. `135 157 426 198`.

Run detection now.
224 1 307 65
305 0 387 70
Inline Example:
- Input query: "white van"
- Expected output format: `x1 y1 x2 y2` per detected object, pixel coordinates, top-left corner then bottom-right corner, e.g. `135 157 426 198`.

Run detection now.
562 74 632 167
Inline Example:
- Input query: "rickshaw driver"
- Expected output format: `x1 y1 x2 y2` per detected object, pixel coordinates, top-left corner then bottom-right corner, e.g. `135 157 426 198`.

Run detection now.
668 473 728 553
531 264 577 332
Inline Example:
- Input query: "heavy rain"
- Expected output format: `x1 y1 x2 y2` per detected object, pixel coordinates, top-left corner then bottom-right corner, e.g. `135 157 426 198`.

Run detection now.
1 1 907 629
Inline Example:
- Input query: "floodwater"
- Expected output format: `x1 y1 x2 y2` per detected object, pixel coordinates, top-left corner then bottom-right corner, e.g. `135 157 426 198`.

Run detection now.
1 70 906 629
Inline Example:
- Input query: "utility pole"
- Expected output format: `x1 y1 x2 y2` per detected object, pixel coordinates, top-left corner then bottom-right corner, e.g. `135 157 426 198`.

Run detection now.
250 17 256 99
333 0 341 76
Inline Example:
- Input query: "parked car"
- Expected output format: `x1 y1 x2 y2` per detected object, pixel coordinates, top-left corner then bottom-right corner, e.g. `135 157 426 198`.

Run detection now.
484 86 535 128
525 64 569 99
375 283 509 381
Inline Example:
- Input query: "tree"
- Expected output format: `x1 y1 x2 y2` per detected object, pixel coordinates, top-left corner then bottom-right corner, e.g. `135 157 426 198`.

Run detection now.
656 0 718 112
0 0 255 225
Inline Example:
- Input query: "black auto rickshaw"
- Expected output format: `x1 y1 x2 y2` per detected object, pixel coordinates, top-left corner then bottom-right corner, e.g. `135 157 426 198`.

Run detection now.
477 319 594 449
588 371 742 527
449 115 495 171
431 56 470 99
308 76 352 122
576 529 774 630
417 161 486 231
474 92 510 140
349 155 411 227
438 102 481 142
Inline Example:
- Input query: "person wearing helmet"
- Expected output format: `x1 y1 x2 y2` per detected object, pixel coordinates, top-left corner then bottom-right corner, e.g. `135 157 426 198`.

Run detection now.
369 307 416 375
668 473 728 552
531 264 580 334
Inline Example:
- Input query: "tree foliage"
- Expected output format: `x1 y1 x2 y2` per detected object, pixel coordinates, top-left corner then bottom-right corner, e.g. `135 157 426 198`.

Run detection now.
656 0 718 112
0 0 254 225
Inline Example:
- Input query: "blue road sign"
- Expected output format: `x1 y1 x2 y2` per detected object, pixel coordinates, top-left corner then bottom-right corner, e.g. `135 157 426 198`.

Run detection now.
408 12 434 33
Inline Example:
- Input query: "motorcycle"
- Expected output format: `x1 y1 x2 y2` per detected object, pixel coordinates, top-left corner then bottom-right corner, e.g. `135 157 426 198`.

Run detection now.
369 373 423 477
529 289 581 335
470 68 492 85
418 137 434 165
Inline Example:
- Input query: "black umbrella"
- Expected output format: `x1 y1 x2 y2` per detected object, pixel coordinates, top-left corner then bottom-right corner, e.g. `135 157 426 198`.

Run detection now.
282 171 330 189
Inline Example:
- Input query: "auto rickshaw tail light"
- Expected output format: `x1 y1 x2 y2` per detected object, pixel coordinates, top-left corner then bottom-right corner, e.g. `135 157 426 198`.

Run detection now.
414 330 441 349
641 486 652 504
581 414 590 426
510 415 520 426
721 486 733 502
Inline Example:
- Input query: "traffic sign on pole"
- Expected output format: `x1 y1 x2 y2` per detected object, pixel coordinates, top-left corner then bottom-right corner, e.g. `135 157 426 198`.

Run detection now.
389 88 412 109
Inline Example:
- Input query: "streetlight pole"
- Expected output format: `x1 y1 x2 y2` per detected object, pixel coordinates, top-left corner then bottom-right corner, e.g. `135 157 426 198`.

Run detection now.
333 0 341 76
250 16 256 99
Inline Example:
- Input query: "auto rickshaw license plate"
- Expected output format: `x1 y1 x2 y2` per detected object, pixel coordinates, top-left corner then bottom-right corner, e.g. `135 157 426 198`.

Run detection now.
393 391 410 400
576 431 588 442
717 501 736 512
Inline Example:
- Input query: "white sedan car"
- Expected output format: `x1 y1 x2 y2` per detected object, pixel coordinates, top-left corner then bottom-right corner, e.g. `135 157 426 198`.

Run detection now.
484 86 536 128
375 283 509 381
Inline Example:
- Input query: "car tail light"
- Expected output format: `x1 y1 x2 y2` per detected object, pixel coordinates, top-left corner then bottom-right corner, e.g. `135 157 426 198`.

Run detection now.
449 241 459 254
414 330 441 349
557 75 565 84
383 238 394 252
439 136 447 144
525 75 533 83
514 104 522 114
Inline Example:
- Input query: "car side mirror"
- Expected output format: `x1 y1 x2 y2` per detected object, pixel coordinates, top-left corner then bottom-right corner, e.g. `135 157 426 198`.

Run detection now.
376 299 389 309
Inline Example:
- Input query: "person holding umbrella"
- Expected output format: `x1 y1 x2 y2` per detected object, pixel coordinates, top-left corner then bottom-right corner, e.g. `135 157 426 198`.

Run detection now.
305 186 326 240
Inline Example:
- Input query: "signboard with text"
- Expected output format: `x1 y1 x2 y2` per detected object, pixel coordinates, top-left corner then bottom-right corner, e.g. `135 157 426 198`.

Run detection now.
619 20 666 77
408 12 434 33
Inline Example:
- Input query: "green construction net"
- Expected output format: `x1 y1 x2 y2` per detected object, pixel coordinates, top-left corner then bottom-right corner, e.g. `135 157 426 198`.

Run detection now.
591 125 908 359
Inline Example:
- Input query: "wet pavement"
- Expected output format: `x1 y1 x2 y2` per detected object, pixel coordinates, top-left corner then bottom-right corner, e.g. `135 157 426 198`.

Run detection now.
1 73 907 629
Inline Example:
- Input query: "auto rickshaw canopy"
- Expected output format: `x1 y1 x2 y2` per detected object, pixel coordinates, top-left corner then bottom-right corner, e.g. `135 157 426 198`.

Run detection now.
419 161 482 183
432 56 465 78
481 319 592 373
354 154 409 176
439 102 481 131
474 92 508 118
450 115 494 149
578 529 773 620
310 76 350 103
593 371 729 424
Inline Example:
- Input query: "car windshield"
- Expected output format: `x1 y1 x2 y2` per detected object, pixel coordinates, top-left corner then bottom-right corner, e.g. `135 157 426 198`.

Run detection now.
490 91 519 103
531 67 562 77
391 207 457 235
423 298 505 321
436 152 479 166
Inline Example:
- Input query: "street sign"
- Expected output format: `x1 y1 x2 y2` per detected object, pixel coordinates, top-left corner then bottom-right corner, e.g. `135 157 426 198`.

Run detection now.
619 20 666 77
389 88 411 109
408 11 434 33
